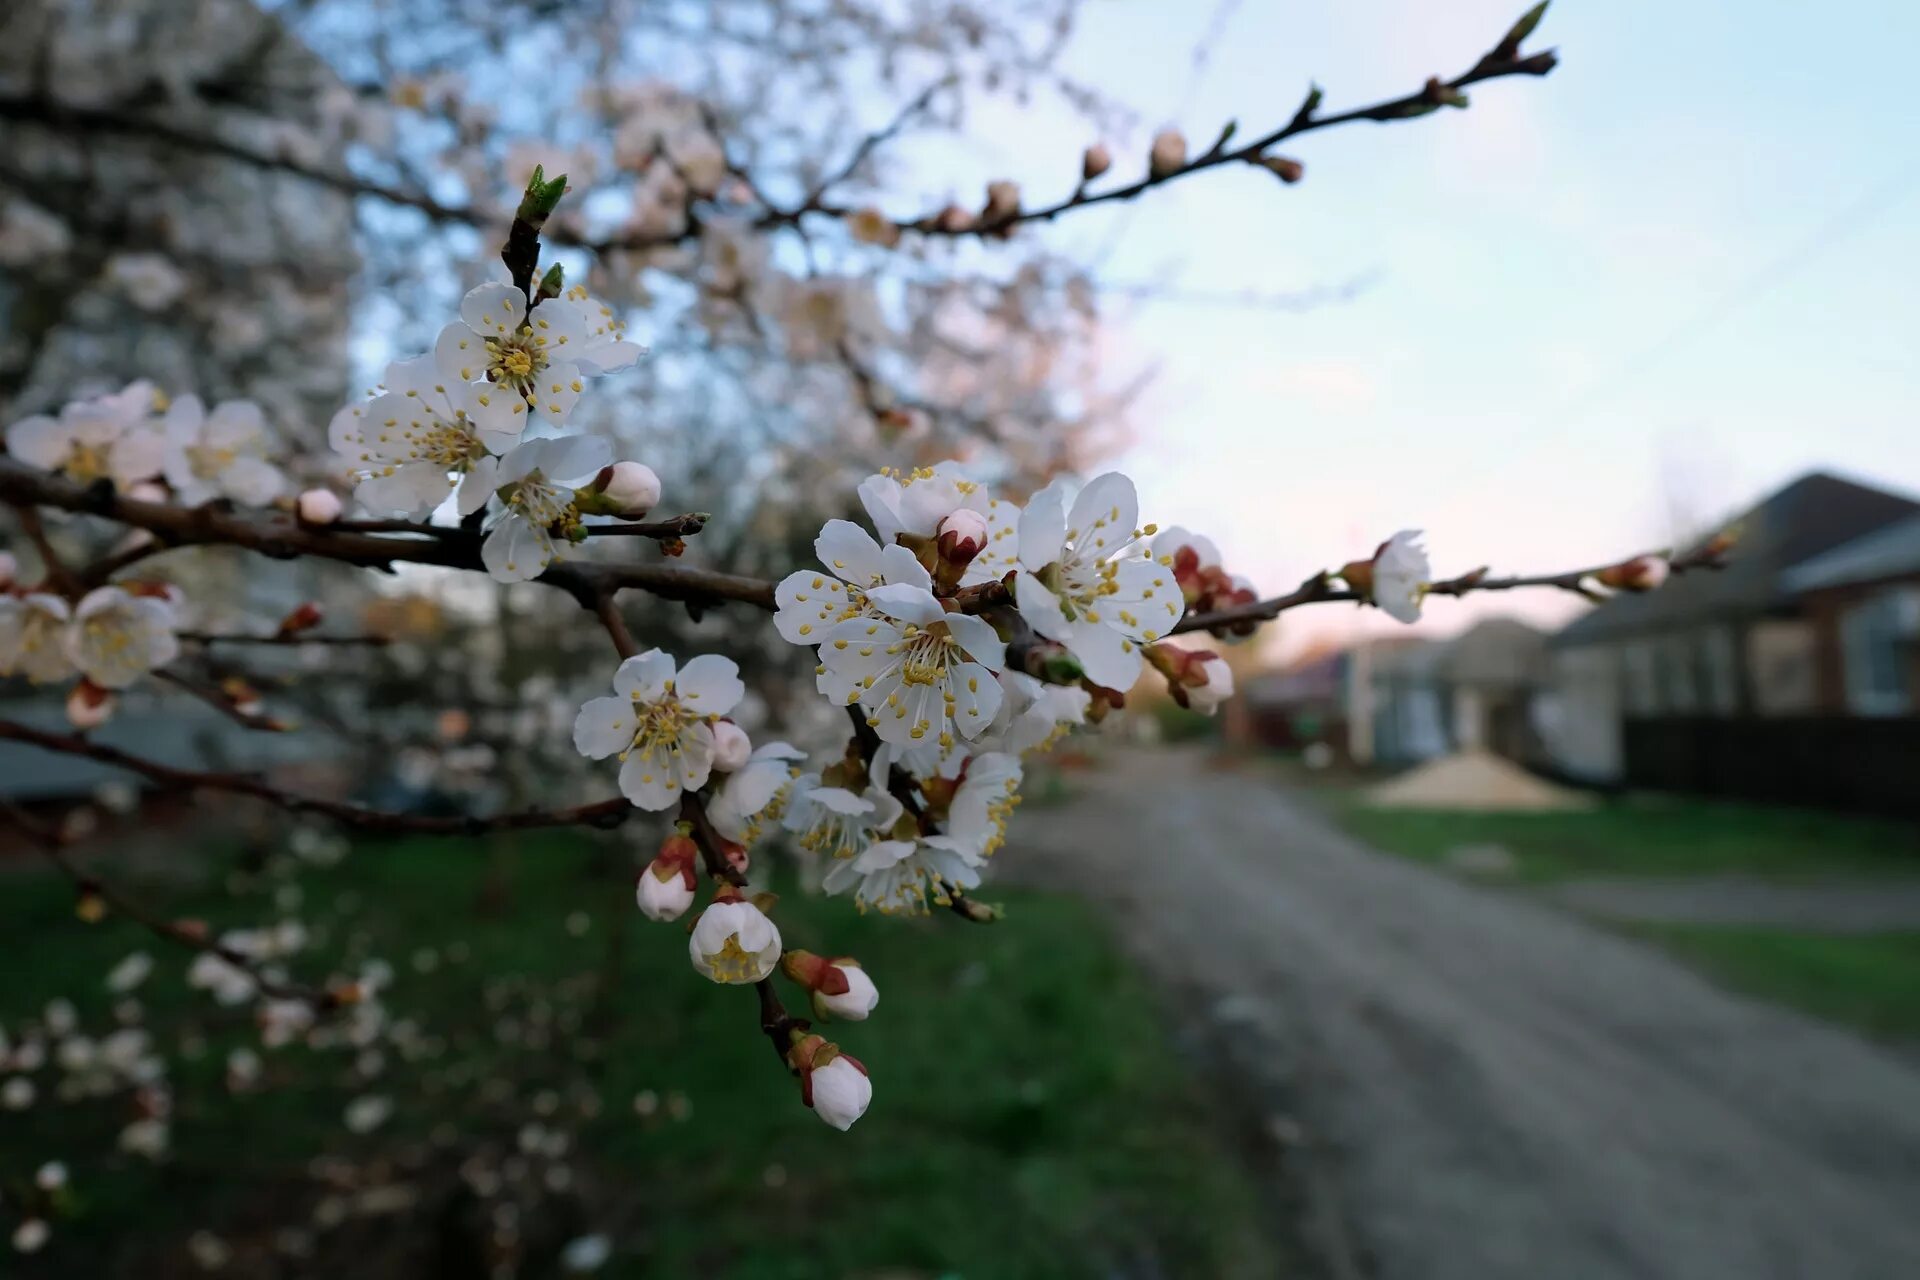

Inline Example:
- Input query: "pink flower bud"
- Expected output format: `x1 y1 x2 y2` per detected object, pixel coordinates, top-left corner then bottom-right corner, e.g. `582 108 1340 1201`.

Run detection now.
296 488 343 524
1149 128 1187 177
67 679 115 729
935 203 975 234
636 856 697 922
1595 555 1669 593
1186 653 1235 713
936 507 990 566
594 461 662 518
1083 142 1112 181
710 720 752 772
790 1035 872 1131
815 962 878 1021
983 180 1021 222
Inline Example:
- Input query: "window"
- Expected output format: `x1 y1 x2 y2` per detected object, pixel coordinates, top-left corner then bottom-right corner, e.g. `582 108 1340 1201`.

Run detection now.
1841 590 1918 716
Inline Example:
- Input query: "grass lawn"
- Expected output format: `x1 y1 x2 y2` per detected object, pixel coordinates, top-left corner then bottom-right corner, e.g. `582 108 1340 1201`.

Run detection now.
1628 925 1920 1040
0 832 1270 1278
1334 794 1920 884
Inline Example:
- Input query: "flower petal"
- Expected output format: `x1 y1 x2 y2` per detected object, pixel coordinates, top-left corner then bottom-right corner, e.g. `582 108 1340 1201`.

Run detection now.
1066 471 1138 559
866 584 944 626
814 519 885 584
459 283 526 338
943 612 1005 672
1014 572 1074 644
675 654 744 715
612 650 676 701
572 696 632 759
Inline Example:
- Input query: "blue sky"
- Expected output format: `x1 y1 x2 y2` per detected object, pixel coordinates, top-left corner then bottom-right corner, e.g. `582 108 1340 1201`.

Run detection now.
941 0 1920 653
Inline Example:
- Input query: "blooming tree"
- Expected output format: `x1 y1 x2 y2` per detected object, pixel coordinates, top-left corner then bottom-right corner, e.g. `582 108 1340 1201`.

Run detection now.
0 0 1737 1260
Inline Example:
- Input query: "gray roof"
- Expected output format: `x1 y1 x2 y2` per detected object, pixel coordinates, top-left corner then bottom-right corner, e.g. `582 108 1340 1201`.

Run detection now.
1782 514 1920 595
1434 617 1549 687
1554 471 1920 647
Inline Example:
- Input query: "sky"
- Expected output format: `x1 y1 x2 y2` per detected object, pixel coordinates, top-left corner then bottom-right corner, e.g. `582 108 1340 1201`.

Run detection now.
937 0 1920 658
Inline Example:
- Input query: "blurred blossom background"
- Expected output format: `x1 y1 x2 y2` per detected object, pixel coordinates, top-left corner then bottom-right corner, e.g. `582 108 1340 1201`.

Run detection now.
2 0 1918 1277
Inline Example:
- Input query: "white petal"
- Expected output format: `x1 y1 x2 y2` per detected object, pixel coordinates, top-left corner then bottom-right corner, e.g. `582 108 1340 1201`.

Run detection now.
572 696 632 759
534 432 610 484
613 650 676 701
1066 472 1138 559
949 662 1002 738
1014 572 1074 644
481 516 553 582
674 721 717 794
618 748 679 810
1016 484 1067 569
221 457 285 506
1069 620 1140 693
866 584 944 626
943 612 1005 672
674 654 744 715
7 416 68 470
459 282 526 337
878 543 933 593
527 363 584 426
814 519 886 584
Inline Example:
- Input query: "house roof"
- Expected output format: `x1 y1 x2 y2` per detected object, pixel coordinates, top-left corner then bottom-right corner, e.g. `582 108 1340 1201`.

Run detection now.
1434 617 1549 687
1553 471 1920 647
1781 514 1920 595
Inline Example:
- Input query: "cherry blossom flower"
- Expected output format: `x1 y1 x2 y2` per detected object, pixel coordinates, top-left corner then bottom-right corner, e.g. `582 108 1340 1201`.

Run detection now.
434 283 637 426
972 670 1089 758
780 776 904 862
12 1219 50 1255
1186 653 1235 711
942 752 1022 858
161 396 285 506
790 1036 870 1131
710 721 752 773
62 586 179 689
707 741 806 844
7 382 163 490
591 460 661 517
817 578 1007 747
822 833 985 914
958 498 1025 586
0 594 76 683
1014 472 1182 691
637 852 697 922
687 891 781 984
333 353 526 517
773 275 882 361
1367 530 1431 624
774 521 937 648
855 462 989 546
472 435 613 583
783 952 880 1021
573 649 745 810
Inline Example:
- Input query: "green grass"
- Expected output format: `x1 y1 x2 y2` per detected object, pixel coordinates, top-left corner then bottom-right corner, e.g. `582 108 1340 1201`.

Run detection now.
1628 925 1920 1040
0 833 1268 1278
1335 794 1920 884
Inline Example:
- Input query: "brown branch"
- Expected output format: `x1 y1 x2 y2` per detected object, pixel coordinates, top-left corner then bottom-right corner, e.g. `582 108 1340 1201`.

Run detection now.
154 669 286 732
582 513 710 539
0 9 1556 255
0 717 635 837
593 592 641 660
0 800 330 1006
11 503 77 594
0 458 774 615
179 630 391 648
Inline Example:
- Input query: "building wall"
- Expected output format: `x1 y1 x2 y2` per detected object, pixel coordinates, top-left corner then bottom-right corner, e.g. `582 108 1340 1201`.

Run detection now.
1542 645 1624 781
1802 574 1920 715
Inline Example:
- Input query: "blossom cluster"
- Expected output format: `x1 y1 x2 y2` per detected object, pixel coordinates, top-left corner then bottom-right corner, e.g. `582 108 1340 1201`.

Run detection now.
327 280 655 583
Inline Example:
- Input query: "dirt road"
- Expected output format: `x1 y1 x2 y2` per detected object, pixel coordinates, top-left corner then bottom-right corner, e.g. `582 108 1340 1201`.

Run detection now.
1010 748 1920 1280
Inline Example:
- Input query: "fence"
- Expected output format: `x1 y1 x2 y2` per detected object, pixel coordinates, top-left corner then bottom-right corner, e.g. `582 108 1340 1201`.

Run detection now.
1623 716 1920 817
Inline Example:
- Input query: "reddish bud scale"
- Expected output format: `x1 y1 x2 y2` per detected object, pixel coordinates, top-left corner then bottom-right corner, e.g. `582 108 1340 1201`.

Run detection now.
277 602 324 636
781 949 853 996
653 834 700 891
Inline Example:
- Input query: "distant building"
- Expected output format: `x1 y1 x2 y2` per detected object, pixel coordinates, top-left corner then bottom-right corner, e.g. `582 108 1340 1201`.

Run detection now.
1546 471 1920 812
1352 619 1551 767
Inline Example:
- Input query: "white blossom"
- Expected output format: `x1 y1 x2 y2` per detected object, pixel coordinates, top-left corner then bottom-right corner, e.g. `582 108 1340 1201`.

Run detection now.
1014 471 1181 692
823 834 984 914
595 460 661 517
0 593 76 683
7 382 163 490
473 435 613 583
808 1055 872 1131
161 396 284 506
433 283 639 426
562 1234 613 1273
574 649 745 810
944 752 1022 858
105 952 154 994
815 962 878 1021
64 586 179 689
1371 530 1431 624
707 741 806 843
780 777 904 862
297 488 344 524
118 1117 169 1159
343 1095 393 1134
1187 653 1235 711
687 897 781 984
855 462 990 546
774 521 940 648
816 567 1008 747
636 861 697 922
332 352 526 517
106 252 188 311
11 1219 49 1254
709 721 752 773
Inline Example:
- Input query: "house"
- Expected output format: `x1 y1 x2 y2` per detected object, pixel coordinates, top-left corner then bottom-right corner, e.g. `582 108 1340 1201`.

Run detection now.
1545 471 1920 812
1240 642 1349 753
1346 619 1552 767
1782 515 1920 717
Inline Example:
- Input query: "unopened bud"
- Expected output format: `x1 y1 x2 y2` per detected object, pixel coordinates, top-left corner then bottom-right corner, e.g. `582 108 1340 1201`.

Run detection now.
75 882 107 924
1020 641 1085 686
220 677 264 718
1595 555 1669 593
536 263 566 300
1258 154 1305 184
788 1035 871 1131
1082 142 1112 181
936 508 990 566
67 679 115 729
1149 128 1188 178
638 835 699 922
848 206 901 248
591 461 662 518
954 895 1002 924
296 488 343 525
1185 652 1235 713
935 203 975 234
983 180 1021 223
710 720 752 772
277 601 324 637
